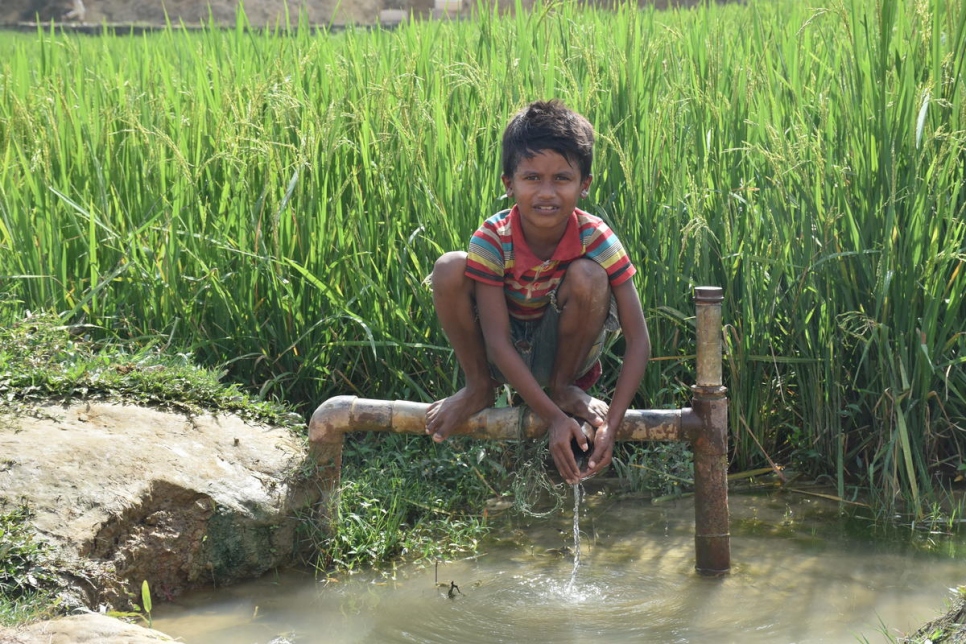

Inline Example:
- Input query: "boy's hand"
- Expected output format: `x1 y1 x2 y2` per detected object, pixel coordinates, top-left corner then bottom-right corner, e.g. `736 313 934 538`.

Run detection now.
549 414 589 484
584 422 616 479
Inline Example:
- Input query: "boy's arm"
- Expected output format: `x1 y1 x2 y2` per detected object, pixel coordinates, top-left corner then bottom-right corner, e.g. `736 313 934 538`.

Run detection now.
475 283 589 483
584 279 651 478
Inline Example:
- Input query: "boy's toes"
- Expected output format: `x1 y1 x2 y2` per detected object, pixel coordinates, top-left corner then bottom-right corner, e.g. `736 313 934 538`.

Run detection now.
586 396 608 420
425 405 439 434
425 397 461 442
426 401 450 438
570 396 606 427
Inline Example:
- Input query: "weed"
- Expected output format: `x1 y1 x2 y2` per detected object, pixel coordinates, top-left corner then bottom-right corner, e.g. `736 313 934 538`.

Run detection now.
106 579 153 628
0 312 301 429
0 504 64 626
306 434 499 574
611 442 695 498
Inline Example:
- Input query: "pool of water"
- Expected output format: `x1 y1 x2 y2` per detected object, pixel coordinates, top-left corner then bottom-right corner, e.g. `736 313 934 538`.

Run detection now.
152 488 965 643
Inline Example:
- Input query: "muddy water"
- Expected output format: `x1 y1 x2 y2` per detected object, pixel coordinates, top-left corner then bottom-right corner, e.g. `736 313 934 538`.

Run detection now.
153 489 966 643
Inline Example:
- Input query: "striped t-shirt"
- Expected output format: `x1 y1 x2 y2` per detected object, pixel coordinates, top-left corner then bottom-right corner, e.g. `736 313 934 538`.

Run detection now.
465 206 636 321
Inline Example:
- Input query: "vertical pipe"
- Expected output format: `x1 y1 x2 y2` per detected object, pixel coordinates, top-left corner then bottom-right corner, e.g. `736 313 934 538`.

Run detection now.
691 286 731 575
307 396 352 534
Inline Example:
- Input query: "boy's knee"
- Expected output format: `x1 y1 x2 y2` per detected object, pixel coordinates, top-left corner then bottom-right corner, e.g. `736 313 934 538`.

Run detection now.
432 251 468 289
562 259 609 301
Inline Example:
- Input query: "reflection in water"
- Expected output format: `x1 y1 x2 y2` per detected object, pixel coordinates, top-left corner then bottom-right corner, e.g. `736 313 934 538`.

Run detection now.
153 490 966 643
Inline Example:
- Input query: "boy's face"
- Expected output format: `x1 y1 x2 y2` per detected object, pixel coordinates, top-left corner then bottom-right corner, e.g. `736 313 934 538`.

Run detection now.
502 150 592 242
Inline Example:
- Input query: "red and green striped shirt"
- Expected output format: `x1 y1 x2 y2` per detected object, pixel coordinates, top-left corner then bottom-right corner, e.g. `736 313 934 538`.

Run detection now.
465 206 636 321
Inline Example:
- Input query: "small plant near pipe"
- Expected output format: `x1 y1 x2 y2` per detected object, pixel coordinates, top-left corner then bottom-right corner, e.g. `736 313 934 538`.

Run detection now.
303 433 501 574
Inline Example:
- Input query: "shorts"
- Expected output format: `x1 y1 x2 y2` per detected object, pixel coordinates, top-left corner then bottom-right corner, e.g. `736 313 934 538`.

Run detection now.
489 291 621 390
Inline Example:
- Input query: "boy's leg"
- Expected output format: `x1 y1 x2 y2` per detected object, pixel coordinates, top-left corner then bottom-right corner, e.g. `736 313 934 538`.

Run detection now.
547 258 612 425
426 251 497 442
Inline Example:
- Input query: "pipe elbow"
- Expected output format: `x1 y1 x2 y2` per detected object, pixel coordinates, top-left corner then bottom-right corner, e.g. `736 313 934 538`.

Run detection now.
309 395 357 445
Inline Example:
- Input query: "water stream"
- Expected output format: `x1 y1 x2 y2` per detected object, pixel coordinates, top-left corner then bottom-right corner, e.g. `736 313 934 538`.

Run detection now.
566 482 582 591
153 488 966 643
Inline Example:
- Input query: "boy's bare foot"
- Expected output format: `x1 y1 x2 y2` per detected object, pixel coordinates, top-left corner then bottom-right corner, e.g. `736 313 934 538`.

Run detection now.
551 384 608 428
426 385 495 442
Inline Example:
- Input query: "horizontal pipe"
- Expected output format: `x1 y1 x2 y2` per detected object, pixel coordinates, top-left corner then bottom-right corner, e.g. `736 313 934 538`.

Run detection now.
309 395 696 446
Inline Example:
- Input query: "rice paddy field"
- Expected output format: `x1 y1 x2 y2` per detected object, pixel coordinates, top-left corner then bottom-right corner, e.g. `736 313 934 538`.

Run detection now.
0 0 964 517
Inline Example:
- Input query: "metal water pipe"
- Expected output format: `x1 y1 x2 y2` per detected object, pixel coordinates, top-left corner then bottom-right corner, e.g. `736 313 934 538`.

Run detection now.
690 286 730 575
308 286 730 574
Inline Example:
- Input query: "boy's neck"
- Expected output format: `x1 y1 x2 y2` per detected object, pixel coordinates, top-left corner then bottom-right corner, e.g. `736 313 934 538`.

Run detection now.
524 230 565 261
519 220 567 260
513 207 581 262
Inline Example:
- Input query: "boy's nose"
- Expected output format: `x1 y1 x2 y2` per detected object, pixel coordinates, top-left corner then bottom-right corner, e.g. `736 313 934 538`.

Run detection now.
537 180 555 197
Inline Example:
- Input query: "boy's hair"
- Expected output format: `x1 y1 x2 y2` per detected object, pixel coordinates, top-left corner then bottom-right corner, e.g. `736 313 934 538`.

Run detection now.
501 99 595 179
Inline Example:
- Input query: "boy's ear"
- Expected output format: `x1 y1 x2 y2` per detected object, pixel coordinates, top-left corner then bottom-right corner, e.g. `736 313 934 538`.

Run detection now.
580 174 593 197
501 174 512 196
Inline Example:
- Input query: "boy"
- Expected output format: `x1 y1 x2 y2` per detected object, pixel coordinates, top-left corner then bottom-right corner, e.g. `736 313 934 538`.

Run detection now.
426 100 651 484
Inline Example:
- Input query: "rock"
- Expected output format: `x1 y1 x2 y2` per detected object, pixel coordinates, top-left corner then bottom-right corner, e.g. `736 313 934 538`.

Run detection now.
0 402 322 609
0 612 174 643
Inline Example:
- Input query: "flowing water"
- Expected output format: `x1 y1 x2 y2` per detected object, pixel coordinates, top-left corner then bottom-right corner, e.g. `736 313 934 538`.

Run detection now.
152 488 966 643
566 482 582 591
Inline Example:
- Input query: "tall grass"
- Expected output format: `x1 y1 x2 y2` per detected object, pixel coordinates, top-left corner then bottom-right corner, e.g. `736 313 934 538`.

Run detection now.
0 0 964 516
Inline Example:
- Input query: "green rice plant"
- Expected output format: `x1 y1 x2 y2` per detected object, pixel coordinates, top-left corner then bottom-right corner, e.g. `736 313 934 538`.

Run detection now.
0 0 964 518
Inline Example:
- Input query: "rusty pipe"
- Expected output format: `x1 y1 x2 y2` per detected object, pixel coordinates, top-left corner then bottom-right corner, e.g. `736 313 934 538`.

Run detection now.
691 286 730 575
309 396 694 445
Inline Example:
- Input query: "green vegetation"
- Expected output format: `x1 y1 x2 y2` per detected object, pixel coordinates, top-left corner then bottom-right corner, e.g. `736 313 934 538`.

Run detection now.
612 442 694 499
0 0 964 523
105 579 154 628
0 505 62 626
318 435 496 573
0 312 302 426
